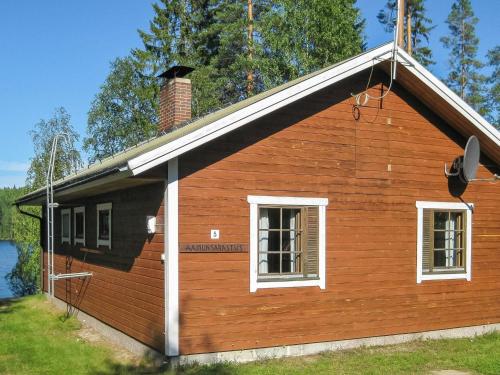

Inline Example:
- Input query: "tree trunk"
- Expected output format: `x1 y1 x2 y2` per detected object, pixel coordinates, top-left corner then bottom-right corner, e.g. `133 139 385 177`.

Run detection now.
247 0 254 96
406 3 412 55
397 0 405 48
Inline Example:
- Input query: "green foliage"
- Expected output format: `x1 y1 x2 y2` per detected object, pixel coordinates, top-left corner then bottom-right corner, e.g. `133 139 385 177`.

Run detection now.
258 0 365 88
377 0 435 67
440 0 487 115
84 57 158 163
85 0 366 162
485 46 500 128
26 107 83 189
0 187 41 296
0 187 24 240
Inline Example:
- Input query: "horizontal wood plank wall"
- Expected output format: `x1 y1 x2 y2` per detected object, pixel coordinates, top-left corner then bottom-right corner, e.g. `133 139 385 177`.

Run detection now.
42 182 165 352
177 71 500 355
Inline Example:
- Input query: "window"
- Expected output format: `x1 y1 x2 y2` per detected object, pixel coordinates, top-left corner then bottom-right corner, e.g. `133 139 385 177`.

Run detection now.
97 203 112 248
248 196 328 292
61 208 71 244
416 201 473 283
73 206 85 246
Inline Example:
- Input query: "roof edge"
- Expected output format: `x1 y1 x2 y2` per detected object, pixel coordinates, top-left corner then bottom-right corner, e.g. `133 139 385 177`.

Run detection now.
127 43 396 175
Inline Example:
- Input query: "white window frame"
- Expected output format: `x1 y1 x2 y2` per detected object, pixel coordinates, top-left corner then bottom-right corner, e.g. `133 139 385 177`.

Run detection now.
247 195 328 292
60 208 71 244
96 203 112 249
73 206 85 246
416 201 473 284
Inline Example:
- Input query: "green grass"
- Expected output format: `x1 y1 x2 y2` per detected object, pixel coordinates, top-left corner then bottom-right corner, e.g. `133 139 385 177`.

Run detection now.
0 295 499 374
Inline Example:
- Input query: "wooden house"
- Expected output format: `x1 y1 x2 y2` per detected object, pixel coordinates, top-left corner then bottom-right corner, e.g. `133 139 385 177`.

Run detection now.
17 43 500 364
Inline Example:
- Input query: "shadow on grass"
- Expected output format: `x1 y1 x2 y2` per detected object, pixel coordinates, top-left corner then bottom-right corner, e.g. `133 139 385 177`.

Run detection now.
96 360 237 375
0 298 22 314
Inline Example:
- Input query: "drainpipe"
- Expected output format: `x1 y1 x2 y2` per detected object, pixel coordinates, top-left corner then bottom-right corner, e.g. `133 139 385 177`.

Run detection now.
15 204 44 292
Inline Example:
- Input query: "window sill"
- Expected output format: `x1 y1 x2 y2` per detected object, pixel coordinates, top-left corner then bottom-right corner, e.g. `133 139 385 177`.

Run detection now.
254 278 324 291
419 273 470 282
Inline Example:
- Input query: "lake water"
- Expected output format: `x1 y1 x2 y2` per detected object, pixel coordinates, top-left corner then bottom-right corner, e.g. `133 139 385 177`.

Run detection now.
0 240 18 298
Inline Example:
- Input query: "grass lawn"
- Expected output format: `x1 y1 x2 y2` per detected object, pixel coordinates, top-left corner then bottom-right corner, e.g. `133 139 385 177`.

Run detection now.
0 295 499 374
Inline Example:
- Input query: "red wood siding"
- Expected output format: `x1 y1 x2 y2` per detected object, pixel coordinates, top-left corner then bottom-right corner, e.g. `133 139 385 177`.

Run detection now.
177 72 500 355
42 182 165 351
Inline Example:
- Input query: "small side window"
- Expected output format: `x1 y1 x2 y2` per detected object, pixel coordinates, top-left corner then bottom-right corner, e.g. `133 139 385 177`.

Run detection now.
97 203 112 249
74 206 85 246
61 208 71 244
416 201 473 283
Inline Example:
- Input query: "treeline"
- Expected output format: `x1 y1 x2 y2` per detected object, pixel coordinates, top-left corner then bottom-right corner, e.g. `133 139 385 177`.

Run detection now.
0 187 24 240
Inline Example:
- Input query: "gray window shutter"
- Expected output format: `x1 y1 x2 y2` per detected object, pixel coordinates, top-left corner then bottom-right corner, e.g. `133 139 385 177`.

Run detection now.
422 209 432 273
304 206 319 277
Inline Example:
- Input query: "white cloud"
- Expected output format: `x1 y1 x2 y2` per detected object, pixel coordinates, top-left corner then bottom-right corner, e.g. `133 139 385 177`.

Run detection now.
0 160 30 172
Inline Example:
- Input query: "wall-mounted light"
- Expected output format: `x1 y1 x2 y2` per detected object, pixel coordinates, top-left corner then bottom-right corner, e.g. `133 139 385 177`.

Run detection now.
147 216 156 234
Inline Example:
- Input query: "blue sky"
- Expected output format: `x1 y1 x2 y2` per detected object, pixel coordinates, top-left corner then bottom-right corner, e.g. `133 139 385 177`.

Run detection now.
0 1 498 187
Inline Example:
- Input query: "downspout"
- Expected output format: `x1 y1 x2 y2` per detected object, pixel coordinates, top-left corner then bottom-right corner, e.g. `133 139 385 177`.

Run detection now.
15 204 44 292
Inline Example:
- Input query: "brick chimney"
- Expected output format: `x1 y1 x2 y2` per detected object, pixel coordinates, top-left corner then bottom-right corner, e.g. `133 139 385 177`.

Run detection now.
158 66 194 133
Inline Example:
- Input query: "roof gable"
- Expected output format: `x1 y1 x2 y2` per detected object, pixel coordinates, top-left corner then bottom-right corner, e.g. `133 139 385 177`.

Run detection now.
127 43 499 175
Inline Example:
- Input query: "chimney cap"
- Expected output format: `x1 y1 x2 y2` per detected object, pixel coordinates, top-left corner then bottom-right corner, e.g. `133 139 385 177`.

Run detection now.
158 65 194 79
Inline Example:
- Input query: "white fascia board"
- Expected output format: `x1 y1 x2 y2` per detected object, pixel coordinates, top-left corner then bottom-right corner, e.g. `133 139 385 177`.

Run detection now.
415 201 474 210
247 195 328 206
396 48 500 148
127 44 395 175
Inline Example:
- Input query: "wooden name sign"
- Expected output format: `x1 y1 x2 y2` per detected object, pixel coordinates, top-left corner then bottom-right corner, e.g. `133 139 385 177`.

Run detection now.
180 243 248 253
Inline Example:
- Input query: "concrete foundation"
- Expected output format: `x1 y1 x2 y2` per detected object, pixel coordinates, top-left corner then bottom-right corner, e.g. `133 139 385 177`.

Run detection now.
47 295 499 366
177 323 500 365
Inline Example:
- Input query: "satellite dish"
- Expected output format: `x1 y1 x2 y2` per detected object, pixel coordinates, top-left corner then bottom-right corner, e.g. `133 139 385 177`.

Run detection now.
462 136 480 182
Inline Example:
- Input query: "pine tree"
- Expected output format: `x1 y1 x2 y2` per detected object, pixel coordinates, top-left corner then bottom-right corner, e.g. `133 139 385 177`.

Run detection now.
440 0 486 114
132 0 223 117
377 0 434 66
485 46 499 128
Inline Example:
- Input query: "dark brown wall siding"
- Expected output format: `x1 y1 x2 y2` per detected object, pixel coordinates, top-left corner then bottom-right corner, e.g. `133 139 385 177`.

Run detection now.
42 182 165 351
178 73 500 354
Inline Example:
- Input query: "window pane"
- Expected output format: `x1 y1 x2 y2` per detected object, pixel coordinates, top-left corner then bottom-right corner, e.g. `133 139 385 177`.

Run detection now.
434 212 448 230
267 208 280 229
282 209 300 229
267 230 280 252
282 252 301 273
75 212 84 239
62 214 70 238
455 249 465 268
434 250 446 267
99 210 110 240
282 230 298 252
434 231 446 249
450 212 463 231
266 253 280 273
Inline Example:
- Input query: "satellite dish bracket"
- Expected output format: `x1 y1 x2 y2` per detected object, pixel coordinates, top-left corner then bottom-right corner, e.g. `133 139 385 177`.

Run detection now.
444 159 461 178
